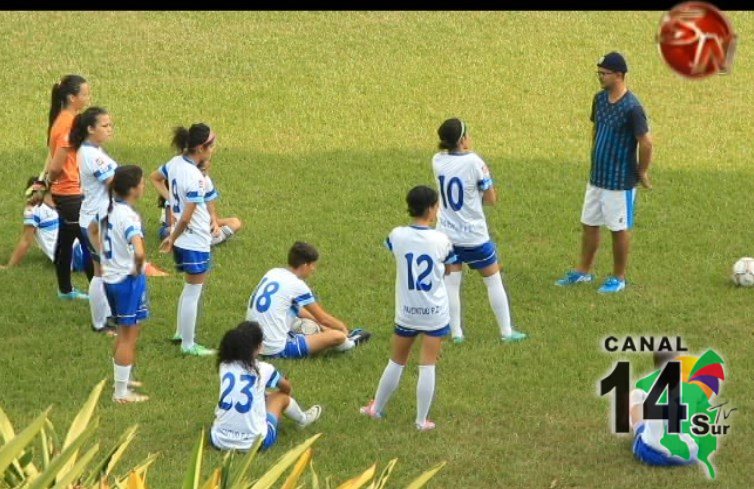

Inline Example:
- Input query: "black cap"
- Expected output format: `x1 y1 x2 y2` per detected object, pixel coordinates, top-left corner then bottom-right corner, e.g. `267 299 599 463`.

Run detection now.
597 52 628 73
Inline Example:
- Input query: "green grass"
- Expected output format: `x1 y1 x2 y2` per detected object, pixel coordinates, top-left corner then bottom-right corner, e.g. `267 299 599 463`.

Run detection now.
1 11 753 488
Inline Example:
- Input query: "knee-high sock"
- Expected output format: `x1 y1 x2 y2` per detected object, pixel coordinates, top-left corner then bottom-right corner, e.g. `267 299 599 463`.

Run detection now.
483 272 512 336
444 271 463 337
500 271 516 328
374 359 404 414
89 276 111 329
416 365 436 425
113 360 131 398
284 397 306 424
179 283 203 349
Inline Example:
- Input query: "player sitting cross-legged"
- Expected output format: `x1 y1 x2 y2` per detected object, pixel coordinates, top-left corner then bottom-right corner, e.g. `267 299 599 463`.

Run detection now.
245 241 370 359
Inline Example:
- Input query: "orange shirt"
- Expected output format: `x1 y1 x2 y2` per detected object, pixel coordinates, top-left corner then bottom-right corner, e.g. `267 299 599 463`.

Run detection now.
49 111 80 196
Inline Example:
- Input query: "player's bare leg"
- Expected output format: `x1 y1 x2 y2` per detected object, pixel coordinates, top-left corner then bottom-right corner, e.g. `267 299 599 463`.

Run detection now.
578 224 601 273
444 262 463 341
305 329 348 355
611 230 630 280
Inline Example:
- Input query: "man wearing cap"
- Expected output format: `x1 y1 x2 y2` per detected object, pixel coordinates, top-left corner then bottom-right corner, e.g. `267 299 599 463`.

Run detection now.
556 52 653 293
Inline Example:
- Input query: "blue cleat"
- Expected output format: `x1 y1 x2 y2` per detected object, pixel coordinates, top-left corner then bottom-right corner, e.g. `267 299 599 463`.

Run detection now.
58 288 89 300
598 276 626 294
555 271 595 287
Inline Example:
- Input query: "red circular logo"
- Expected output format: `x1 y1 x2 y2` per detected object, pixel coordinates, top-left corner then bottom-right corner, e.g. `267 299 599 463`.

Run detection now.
657 2 737 79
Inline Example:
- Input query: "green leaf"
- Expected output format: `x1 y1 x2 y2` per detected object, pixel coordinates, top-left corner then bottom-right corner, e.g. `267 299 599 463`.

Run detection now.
404 461 446 489
0 407 50 477
50 443 100 489
228 436 264 488
80 424 139 487
249 434 321 489
25 420 98 489
373 458 397 489
182 429 205 489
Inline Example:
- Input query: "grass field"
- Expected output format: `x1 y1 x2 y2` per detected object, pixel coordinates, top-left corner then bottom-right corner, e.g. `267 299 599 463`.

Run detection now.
1 11 753 488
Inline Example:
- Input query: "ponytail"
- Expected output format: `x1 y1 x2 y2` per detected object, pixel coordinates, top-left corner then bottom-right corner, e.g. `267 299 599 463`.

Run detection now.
69 107 108 151
171 126 190 153
46 75 88 145
172 123 213 154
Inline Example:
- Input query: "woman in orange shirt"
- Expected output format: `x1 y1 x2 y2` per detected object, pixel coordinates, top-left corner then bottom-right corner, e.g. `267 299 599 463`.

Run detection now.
44 74 92 300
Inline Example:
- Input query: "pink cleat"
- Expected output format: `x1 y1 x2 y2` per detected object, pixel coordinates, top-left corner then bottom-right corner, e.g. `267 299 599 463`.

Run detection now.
359 400 384 420
416 420 436 431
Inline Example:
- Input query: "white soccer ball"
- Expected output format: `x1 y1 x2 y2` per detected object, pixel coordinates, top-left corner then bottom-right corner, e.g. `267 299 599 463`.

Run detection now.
732 257 754 287
291 318 322 335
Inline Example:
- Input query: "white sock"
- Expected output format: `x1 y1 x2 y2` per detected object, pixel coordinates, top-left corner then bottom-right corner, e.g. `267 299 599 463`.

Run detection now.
113 361 131 398
211 226 234 246
483 273 513 337
374 360 404 414
174 289 185 337
334 338 355 352
444 272 463 338
89 276 111 329
284 397 307 424
179 283 203 350
416 365 436 426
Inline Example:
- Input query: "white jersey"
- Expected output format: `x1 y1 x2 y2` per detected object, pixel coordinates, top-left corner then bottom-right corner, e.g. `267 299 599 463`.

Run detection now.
79 143 117 228
99 201 144 284
211 361 282 451
630 388 699 461
432 151 494 247
387 226 457 330
246 268 316 355
160 155 212 252
24 203 59 261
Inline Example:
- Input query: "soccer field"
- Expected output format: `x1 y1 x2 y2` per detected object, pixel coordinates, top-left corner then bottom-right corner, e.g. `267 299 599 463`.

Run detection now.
1 11 752 488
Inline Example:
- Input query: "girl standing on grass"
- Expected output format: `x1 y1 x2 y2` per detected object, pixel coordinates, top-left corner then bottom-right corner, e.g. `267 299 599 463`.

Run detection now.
44 74 93 300
89 165 150 403
71 107 117 335
211 321 321 451
431 118 527 344
360 185 457 431
157 123 217 356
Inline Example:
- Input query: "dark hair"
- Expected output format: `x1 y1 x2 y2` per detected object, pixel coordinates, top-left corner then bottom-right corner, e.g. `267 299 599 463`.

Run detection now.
653 351 678 369
25 176 38 192
288 241 319 268
70 107 108 151
171 123 213 154
406 185 439 217
217 321 263 375
157 195 166 209
102 165 143 231
437 118 467 151
48 75 87 145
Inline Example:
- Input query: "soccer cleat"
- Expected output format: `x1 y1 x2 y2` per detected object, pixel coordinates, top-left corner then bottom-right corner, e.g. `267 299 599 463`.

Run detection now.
113 390 149 404
555 271 595 287
349 328 372 346
298 405 323 428
181 344 216 357
92 324 117 337
502 330 528 343
58 288 89 300
452 336 465 344
598 276 626 294
127 379 144 389
169 333 182 345
359 400 384 420
416 420 436 431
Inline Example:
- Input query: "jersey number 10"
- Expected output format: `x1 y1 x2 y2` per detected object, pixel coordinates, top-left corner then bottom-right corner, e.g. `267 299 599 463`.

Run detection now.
438 175 463 211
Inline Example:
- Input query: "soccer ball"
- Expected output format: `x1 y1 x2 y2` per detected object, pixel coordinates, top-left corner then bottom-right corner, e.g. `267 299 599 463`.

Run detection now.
291 318 322 335
732 257 754 287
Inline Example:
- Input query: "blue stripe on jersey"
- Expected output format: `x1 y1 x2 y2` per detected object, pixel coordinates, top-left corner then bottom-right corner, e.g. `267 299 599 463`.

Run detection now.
185 191 204 203
294 293 315 306
204 189 219 202
94 168 115 182
590 91 647 190
24 218 36 226
478 177 493 191
266 370 282 388
160 165 168 178
444 251 459 264
384 237 393 251
124 226 142 243
37 220 59 230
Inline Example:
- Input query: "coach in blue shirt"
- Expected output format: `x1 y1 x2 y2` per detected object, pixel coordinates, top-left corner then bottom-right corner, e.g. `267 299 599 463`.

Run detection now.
556 52 653 293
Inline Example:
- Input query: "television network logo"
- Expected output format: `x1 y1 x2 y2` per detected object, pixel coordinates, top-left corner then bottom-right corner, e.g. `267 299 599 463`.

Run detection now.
657 2 737 79
598 336 736 480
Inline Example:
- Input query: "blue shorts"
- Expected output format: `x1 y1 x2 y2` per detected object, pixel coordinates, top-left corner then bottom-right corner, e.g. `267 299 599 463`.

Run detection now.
395 324 451 338
173 246 211 275
632 425 695 467
72 241 85 272
453 241 498 270
79 226 100 263
158 224 170 241
104 274 150 326
261 413 279 451
263 333 310 359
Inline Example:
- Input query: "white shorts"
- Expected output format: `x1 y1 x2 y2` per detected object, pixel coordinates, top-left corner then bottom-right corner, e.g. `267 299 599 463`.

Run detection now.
580 183 637 232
